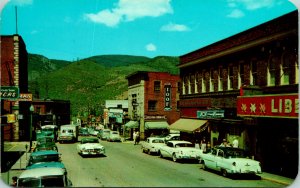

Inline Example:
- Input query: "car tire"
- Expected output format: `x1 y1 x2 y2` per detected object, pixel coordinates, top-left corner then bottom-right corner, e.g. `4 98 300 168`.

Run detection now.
221 169 228 177
159 151 163 158
147 149 151 155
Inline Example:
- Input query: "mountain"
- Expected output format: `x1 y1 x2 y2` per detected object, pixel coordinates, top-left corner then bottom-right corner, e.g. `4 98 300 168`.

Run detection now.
28 54 179 117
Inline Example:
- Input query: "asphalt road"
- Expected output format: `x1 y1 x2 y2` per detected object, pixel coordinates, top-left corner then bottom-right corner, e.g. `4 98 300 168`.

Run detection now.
57 136 284 187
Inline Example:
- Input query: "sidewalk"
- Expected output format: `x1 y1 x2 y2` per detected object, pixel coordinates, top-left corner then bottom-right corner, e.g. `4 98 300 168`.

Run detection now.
1 141 297 187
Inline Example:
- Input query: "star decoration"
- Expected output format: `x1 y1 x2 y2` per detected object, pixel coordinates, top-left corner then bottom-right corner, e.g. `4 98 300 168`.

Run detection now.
241 104 247 112
259 103 266 113
250 103 256 113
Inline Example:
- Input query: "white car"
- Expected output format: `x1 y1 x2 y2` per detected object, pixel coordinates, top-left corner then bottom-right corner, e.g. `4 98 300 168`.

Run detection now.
199 146 262 177
107 131 121 142
158 140 202 162
77 137 105 156
141 137 165 155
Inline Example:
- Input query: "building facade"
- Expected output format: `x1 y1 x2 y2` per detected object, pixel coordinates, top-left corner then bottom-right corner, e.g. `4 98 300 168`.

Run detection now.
1 35 29 141
126 71 180 139
178 11 298 178
104 100 129 133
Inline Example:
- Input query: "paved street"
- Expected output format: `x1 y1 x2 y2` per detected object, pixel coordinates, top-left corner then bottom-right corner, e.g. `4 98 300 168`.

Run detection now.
59 137 289 187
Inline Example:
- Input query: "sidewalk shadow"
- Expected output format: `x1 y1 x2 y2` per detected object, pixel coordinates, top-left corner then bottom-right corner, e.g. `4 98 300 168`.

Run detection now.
1 151 25 172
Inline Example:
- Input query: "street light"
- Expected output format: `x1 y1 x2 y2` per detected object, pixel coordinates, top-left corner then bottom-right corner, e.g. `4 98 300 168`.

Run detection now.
29 104 34 152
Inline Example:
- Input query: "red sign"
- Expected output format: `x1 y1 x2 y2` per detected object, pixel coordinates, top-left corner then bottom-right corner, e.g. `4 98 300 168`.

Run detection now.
237 94 299 118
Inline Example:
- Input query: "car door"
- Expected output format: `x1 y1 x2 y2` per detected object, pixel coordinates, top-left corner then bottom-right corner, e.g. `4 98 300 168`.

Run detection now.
204 148 217 169
215 149 225 171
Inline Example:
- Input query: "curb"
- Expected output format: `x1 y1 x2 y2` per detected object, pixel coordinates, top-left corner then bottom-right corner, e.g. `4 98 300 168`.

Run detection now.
260 176 293 186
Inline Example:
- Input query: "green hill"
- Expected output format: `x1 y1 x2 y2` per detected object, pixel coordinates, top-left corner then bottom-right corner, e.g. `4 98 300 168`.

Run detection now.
28 54 179 117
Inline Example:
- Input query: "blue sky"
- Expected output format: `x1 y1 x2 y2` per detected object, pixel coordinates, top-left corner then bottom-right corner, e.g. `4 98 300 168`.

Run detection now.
0 0 298 61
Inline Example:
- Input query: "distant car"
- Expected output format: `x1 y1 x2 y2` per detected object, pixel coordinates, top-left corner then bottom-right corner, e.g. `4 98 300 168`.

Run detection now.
107 131 121 142
27 150 62 168
77 137 105 156
141 137 165 155
17 167 72 187
79 128 89 136
97 129 110 140
34 141 58 152
199 146 262 177
90 129 100 136
158 140 202 163
164 134 180 142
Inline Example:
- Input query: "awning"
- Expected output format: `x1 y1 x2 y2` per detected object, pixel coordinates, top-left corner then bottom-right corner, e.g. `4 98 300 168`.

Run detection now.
169 119 208 133
124 121 138 129
145 121 169 130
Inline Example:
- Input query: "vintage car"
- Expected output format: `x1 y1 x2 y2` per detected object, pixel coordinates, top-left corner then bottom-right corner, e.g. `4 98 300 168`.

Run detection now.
26 161 67 174
158 140 202 162
79 127 90 136
199 146 262 177
27 150 62 168
17 167 72 187
97 129 111 140
107 131 121 142
77 137 105 156
34 141 58 152
141 137 166 155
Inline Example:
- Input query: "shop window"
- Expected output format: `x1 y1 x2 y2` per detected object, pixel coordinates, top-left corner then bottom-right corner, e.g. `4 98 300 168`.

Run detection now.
154 81 161 92
148 100 157 111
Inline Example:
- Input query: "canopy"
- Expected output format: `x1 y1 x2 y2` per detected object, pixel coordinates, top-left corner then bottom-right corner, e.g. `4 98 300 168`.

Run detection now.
124 121 138 129
145 121 169 130
169 119 208 133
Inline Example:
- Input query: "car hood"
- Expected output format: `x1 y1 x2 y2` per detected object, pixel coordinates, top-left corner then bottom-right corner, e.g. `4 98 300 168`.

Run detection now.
81 143 104 149
27 162 65 170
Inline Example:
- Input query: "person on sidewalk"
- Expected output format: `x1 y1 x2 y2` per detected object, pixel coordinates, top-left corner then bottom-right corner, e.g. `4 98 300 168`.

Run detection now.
135 131 140 145
133 131 137 145
10 176 18 187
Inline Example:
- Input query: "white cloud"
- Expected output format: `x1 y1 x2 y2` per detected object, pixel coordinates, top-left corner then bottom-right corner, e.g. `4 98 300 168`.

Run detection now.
228 0 276 10
227 9 245 18
160 22 190 32
146 43 157 51
84 0 173 27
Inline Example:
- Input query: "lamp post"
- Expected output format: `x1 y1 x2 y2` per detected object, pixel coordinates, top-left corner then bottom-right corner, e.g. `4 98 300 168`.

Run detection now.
29 104 34 152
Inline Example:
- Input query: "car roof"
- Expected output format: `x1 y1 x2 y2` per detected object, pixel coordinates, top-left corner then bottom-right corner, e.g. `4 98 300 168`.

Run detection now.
215 146 246 152
26 162 65 170
167 140 192 144
19 167 65 178
30 150 59 156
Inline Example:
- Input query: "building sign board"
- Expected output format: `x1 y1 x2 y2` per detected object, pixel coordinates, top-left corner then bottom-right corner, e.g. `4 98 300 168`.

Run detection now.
19 93 33 101
164 85 171 111
197 110 225 119
237 94 298 118
0 86 19 99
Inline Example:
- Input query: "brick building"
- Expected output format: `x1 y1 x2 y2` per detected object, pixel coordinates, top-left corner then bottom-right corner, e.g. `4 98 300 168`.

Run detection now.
176 10 298 178
126 71 180 139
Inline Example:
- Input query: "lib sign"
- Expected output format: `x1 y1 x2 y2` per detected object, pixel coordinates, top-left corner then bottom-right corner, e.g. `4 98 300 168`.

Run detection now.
237 94 298 118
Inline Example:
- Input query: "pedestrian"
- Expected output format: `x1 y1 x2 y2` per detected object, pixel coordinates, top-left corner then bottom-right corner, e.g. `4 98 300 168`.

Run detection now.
10 176 17 187
136 131 140 145
133 130 137 145
200 138 207 152
232 137 239 148
220 139 229 147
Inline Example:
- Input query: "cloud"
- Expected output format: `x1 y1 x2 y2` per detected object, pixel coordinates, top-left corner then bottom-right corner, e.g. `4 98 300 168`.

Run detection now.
160 22 190 32
146 43 157 51
227 0 276 10
84 0 173 27
227 9 245 18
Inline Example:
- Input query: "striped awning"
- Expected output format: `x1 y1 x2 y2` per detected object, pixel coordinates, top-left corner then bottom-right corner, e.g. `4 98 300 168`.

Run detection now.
145 121 169 130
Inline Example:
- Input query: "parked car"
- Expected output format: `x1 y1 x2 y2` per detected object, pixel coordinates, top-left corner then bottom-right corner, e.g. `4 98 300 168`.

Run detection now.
164 133 180 142
77 137 105 156
79 127 89 136
199 146 262 177
158 140 202 162
34 141 58 152
90 129 100 136
107 131 121 142
27 150 62 168
26 161 67 174
17 167 72 187
97 129 110 140
141 137 165 155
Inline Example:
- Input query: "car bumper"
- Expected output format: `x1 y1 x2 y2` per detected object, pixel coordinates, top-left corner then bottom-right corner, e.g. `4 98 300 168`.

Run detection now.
58 136 73 141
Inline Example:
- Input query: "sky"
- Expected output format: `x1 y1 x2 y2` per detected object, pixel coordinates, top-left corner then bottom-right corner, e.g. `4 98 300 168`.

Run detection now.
0 0 298 61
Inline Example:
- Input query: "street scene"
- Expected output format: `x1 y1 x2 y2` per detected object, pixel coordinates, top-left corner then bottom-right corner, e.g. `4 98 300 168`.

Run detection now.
1 0 299 188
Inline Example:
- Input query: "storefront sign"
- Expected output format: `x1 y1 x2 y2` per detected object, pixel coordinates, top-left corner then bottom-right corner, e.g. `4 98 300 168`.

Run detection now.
179 98 211 107
237 94 298 118
0 86 19 99
164 85 171 111
19 93 33 101
197 110 225 119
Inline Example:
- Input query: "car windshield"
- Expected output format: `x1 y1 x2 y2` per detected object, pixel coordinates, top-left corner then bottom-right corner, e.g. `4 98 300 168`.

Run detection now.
18 175 65 187
175 143 194 147
29 154 59 165
82 139 99 144
224 149 248 158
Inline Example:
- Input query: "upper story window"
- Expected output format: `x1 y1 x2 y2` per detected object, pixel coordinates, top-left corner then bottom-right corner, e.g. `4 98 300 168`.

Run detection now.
190 74 195 94
210 69 214 92
228 66 233 90
281 51 296 85
202 72 207 93
251 60 258 85
218 67 223 91
195 72 200 93
268 56 278 86
154 81 161 92
148 100 157 111
239 63 244 88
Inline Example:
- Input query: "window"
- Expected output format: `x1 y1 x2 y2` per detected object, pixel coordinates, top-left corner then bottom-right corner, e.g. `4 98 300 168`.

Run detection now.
228 66 233 90
268 56 277 86
239 63 244 88
251 60 258 85
154 81 161 92
184 76 189 94
148 100 157 111
210 69 214 92
190 74 195 94
202 72 207 93
218 67 223 91
281 52 295 85
195 72 199 93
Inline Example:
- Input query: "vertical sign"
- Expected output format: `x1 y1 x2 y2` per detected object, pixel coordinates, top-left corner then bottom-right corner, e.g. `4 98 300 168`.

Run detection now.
164 85 171 111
